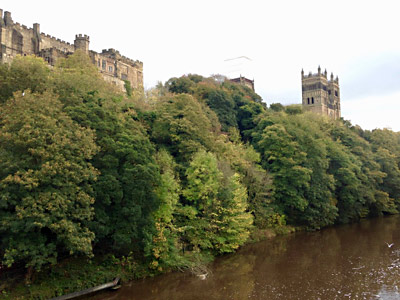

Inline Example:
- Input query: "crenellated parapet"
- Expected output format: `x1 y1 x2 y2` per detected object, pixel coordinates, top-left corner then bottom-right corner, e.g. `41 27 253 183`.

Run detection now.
0 8 143 92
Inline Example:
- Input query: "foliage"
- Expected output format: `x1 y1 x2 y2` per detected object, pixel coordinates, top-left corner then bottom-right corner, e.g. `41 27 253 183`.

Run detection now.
202 89 237 132
0 55 51 103
124 80 133 97
56 60 160 256
269 103 285 112
180 151 253 254
252 108 400 228
151 94 215 163
53 50 120 106
147 150 182 270
1 57 400 298
165 76 196 94
0 91 98 272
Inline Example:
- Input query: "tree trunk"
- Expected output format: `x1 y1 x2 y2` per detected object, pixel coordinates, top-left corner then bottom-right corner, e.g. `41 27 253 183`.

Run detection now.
25 266 33 284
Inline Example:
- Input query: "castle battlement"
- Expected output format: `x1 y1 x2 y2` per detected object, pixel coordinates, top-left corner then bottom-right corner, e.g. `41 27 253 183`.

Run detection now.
100 48 143 66
0 8 143 91
75 34 90 41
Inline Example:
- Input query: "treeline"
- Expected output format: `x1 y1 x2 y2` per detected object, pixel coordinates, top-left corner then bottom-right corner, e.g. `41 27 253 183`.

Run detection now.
1 53 400 282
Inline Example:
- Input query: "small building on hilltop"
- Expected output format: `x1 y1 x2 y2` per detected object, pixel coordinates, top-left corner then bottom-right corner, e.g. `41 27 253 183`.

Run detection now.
230 75 255 91
0 9 143 91
301 66 341 119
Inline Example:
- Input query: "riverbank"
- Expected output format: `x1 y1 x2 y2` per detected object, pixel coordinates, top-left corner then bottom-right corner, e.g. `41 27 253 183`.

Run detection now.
0 226 294 300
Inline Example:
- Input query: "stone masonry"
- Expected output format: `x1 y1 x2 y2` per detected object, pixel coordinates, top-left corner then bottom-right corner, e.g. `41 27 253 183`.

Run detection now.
0 9 143 91
301 66 341 119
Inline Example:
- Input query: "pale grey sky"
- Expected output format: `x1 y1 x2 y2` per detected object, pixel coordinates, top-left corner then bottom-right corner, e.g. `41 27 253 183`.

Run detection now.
2 0 400 131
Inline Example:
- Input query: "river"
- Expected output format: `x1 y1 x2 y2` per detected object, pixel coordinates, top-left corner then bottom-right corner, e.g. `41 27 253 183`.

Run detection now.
88 215 400 299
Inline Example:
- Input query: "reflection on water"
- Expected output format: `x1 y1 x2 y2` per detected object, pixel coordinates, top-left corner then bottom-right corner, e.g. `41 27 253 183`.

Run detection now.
89 216 400 300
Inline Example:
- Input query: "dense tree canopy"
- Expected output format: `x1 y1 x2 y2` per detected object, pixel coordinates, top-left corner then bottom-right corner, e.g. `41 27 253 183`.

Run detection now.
0 91 98 271
1 56 400 286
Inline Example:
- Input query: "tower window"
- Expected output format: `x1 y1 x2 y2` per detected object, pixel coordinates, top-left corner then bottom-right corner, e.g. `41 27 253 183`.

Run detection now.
307 98 310 104
98 60 100 67
328 90 331 95
335 90 338 97
312 97 314 104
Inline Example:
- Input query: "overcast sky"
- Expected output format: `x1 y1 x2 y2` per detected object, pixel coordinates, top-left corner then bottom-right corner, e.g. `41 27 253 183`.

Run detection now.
2 0 400 131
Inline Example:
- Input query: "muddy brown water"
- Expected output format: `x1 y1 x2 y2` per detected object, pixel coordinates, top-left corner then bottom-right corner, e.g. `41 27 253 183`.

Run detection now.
88 215 400 299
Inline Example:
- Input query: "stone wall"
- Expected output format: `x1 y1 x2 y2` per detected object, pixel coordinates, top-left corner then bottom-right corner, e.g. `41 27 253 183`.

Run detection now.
39 33 74 53
301 68 341 119
0 9 143 92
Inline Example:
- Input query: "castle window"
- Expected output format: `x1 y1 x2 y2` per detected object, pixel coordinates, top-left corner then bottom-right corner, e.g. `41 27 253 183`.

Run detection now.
98 60 100 67
335 90 338 97
108 66 113 72
312 97 314 104
328 90 331 95
102 60 106 70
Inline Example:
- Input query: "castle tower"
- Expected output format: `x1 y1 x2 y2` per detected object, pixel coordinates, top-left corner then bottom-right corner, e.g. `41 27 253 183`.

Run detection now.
3 11 13 26
301 67 341 119
74 34 89 54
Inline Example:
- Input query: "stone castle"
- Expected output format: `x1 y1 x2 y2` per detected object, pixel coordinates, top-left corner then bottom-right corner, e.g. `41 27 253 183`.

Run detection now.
0 9 143 91
301 66 341 119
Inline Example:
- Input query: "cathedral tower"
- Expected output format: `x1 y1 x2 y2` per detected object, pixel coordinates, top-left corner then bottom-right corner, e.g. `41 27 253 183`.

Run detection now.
301 67 341 119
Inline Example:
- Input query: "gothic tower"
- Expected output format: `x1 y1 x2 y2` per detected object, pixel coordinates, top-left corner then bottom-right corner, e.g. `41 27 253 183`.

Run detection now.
301 66 341 119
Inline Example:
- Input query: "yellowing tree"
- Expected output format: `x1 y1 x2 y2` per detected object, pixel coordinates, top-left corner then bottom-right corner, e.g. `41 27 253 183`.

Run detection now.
0 91 98 278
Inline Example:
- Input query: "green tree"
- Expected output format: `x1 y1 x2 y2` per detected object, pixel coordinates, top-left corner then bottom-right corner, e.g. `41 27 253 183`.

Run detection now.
213 132 275 229
0 91 98 277
269 103 285 112
181 151 252 254
203 89 237 132
255 123 311 221
368 129 400 207
0 55 50 103
51 52 160 255
65 92 160 255
165 76 195 94
326 122 394 220
53 50 120 107
214 173 253 253
152 94 215 164
252 113 338 229
147 149 182 271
